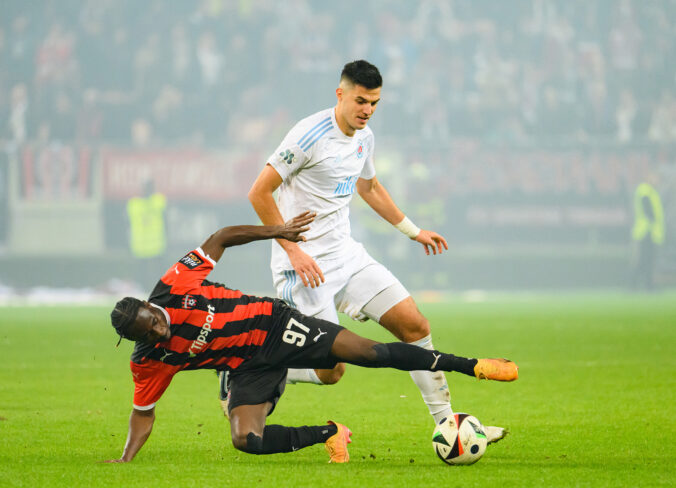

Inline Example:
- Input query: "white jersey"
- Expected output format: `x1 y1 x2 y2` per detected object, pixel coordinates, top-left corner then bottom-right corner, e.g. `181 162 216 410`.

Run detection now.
267 107 376 273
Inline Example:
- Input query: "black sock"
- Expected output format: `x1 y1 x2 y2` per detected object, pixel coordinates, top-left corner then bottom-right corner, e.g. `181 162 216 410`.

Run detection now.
245 424 338 454
370 342 478 377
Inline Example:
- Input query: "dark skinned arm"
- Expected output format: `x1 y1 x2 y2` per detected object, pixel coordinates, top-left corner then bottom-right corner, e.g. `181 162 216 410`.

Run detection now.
248 165 325 288
102 213 314 463
200 211 315 263
102 407 155 463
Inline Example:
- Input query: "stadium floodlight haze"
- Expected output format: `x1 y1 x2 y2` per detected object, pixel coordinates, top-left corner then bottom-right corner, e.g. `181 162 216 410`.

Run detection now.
1 2 676 487
0 0 674 300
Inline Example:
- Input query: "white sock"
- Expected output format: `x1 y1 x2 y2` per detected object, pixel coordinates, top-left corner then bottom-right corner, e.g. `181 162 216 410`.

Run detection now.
286 368 323 385
408 334 453 424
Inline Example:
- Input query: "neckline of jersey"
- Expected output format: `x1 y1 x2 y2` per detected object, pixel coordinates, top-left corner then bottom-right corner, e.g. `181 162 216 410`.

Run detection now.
149 302 171 325
331 107 358 141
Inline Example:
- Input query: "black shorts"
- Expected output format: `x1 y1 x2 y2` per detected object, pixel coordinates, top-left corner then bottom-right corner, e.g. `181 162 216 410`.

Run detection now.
228 301 344 413
227 367 288 414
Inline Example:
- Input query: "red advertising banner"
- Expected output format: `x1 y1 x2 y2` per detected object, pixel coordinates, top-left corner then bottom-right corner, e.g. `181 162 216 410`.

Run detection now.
20 143 93 200
465 204 628 227
101 148 262 201
413 145 665 197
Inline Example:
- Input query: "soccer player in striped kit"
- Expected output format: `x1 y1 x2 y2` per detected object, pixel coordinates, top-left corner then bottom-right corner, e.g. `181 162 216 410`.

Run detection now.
245 60 508 442
105 212 517 463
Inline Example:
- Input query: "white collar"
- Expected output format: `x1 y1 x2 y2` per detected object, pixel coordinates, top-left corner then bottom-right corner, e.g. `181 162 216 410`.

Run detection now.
149 302 171 325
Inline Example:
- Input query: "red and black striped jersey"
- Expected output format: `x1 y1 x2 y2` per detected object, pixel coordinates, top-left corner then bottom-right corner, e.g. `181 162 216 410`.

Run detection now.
130 247 276 410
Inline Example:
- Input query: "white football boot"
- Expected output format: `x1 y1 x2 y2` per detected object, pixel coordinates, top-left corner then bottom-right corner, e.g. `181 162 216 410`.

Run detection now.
484 425 509 444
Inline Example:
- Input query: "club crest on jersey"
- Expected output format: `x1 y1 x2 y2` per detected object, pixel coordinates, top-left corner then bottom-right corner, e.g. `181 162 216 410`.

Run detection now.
181 294 197 310
180 252 203 269
356 140 364 159
279 149 295 165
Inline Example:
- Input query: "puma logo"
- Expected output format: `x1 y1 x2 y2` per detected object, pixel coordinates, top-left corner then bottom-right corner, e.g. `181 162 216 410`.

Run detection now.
313 329 327 342
430 353 441 370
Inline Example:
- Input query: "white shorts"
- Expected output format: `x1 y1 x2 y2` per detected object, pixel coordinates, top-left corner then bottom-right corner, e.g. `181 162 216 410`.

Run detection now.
273 240 410 324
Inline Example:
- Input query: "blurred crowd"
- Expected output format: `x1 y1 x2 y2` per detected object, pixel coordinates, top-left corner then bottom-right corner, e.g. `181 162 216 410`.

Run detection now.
1 0 675 149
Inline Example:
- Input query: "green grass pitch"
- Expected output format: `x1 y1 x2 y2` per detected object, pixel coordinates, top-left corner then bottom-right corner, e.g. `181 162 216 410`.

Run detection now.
1 293 675 487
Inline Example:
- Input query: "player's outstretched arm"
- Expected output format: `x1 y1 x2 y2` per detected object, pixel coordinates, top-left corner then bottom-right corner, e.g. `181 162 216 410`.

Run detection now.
200 211 315 263
356 177 448 255
249 164 325 288
102 407 155 463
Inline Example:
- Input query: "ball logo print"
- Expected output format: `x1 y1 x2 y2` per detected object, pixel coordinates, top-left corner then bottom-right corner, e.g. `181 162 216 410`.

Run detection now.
432 413 487 465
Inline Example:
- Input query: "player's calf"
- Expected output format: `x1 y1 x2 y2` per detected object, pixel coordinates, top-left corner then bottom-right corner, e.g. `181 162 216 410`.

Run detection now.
232 423 341 456
367 342 478 376
315 363 346 385
338 339 519 382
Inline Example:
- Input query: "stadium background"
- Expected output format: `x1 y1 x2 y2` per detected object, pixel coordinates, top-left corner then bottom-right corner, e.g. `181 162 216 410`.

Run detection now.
1 0 675 298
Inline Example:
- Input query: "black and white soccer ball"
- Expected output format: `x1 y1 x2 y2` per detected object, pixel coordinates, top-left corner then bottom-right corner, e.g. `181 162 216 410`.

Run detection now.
432 413 487 465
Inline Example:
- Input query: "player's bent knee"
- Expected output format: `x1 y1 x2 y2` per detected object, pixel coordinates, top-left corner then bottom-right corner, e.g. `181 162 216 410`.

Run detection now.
371 343 391 366
315 363 346 385
380 301 431 343
398 319 430 343
399 320 431 343
413 318 431 340
232 431 264 454
230 432 248 452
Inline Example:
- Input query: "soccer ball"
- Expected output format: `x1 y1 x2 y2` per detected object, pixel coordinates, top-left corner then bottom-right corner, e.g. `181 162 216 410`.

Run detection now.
432 413 487 465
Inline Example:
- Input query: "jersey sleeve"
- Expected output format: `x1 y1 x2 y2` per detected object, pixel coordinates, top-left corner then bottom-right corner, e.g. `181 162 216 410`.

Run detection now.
360 132 376 180
266 122 315 181
158 247 216 294
130 360 179 410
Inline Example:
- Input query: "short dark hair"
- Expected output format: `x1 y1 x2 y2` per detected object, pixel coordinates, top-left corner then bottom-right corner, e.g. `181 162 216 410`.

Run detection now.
111 296 143 344
340 60 382 89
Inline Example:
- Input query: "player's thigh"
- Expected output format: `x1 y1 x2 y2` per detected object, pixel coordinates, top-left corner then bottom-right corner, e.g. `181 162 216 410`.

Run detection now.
313 303 339 324
339 248 409 322
228 367 287 417
229 402 272 447
376 295 430 342
361 280 411 324
349 260 429 341
330 328 379 364
274 268 342 320
267 305 346 369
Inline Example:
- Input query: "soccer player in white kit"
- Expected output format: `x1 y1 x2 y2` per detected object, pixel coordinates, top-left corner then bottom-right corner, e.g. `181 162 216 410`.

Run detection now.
242 60 507 441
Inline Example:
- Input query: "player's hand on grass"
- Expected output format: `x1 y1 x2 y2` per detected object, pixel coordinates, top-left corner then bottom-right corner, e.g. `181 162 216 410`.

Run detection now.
287 245 325 288
280 211 316 242
100 458 127 463
414 229 448 256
